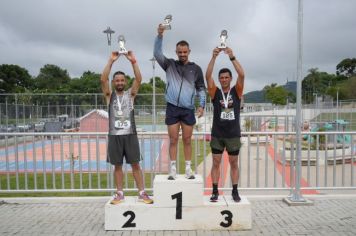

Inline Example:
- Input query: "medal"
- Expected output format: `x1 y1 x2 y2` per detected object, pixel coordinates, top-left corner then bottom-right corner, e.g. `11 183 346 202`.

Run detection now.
221 88 231 109
116 94 124 116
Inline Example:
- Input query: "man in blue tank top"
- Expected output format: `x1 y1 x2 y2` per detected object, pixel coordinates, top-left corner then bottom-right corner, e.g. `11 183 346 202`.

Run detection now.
205 47 245 202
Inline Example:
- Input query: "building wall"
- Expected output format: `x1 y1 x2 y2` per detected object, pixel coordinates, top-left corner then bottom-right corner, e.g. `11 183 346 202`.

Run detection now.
80 112 108 132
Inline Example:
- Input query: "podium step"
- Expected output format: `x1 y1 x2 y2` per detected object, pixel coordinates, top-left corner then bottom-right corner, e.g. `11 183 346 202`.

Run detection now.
105 174 251 230
154 174 204 207
105 196 251 230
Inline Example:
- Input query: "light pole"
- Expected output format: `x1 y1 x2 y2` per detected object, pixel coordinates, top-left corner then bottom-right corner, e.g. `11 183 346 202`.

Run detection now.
286 0 308 204
103 27 115 90
313 92 317 122
150 57 157 132
336 88 339 121
103 26 115 46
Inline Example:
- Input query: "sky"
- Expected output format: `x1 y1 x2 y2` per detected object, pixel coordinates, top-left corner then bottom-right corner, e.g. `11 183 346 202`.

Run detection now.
0 0 355 93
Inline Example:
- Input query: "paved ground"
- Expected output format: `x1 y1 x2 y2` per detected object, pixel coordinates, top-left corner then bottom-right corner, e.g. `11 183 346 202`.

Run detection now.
1 195 356 235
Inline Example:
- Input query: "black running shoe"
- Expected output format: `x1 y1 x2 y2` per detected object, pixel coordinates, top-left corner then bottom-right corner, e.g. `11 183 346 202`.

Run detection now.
232 191 241 202
210 192 219 202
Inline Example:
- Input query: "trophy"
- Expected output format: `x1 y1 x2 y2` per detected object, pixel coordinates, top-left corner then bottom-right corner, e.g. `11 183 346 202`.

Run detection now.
118 35 128 54
218 30 228 49
162 14 172 30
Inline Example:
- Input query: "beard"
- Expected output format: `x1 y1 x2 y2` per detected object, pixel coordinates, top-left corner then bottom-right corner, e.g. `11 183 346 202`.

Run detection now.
115 86 124 92
179 57 187 63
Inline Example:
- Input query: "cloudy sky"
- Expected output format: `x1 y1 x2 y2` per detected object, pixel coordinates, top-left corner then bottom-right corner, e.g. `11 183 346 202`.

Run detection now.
0 0 355 93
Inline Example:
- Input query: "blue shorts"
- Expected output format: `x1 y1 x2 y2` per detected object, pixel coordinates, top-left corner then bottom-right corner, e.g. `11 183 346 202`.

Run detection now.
165 103 196 126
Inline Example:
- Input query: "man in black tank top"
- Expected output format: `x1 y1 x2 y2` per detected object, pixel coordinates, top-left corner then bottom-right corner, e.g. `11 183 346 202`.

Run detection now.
101 50 153 204
205 47 245 202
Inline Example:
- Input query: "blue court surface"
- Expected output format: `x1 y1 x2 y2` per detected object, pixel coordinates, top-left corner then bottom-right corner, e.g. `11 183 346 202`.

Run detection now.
0 138 163 172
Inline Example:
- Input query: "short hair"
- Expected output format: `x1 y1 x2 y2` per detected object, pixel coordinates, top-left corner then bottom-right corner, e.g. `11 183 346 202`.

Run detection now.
112 71 126 79
176 40 190 48
218 68 232 78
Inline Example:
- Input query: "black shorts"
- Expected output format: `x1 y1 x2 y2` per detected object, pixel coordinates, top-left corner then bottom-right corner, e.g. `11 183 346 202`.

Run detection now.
165 103 196 126
210 136 241 155
107 134 141 165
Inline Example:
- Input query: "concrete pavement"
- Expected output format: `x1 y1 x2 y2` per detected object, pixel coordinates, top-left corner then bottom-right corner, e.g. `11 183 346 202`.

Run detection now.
1 195 356 235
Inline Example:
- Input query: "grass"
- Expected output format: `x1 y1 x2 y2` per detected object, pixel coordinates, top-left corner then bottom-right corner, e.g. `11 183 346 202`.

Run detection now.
0 138 210 197
0 172 153 197
176 138 209 174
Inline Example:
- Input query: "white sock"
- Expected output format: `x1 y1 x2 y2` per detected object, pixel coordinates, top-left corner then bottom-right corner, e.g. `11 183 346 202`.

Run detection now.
185 161 191 169
117 190 123 195
171 161 176 168
139 190 145 195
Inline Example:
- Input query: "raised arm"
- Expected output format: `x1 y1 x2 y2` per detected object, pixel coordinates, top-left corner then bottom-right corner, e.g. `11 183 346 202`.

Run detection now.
153 24 169 71
124 51 142 98
225 47 245 98
205 48 221 99
101 52 119 105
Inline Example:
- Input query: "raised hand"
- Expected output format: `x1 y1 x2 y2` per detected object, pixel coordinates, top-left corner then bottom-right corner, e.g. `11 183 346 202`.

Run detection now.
224 47 234 59
125 51 137 64
157 24 165 36
110 51 120 62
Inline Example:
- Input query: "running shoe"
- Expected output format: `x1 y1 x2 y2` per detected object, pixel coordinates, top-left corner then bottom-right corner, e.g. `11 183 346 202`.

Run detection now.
185 167 195 179
168 165 176 180
111 192 124 205
232 191 241 202
138 191 154 204
210 192 219 202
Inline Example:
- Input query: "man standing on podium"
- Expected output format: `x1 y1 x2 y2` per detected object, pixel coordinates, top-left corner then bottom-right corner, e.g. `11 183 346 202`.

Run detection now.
101 50 153 204
205 47 245 202
154 24 206 180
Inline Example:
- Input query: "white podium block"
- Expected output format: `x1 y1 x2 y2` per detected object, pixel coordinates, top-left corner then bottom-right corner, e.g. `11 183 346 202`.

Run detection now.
224 196 252 229
153 174 204 207
105 196 251 230
105 174 252 231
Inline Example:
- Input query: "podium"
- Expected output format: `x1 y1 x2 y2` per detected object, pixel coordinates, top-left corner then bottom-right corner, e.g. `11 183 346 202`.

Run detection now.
105 175 251 230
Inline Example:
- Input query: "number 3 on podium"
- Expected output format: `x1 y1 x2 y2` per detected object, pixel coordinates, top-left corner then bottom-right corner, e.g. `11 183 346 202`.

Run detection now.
171 192 233 227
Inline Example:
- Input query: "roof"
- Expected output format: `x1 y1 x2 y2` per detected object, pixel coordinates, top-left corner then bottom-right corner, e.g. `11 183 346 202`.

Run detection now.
79 109 108 121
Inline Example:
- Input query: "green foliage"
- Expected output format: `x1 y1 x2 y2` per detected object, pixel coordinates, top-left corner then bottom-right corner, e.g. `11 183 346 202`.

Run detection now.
324 75 356 102
336 58 356 78
264 83 289 105
149 76 166 90
302 68 338 103
0 64 33 94
70 71 101 93
311 127 327 150
33 64 71 93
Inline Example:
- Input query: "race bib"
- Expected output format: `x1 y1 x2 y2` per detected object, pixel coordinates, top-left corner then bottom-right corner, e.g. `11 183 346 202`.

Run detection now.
114 120 131 129
220 110 235 120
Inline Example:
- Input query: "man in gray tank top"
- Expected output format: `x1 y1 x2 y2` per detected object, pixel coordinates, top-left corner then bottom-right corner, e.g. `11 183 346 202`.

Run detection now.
101 50 153 204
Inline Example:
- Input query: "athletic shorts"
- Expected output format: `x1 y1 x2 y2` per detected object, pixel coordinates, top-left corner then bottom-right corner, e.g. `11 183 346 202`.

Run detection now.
165 102 196 126
210 136 241 155
107 134 141 165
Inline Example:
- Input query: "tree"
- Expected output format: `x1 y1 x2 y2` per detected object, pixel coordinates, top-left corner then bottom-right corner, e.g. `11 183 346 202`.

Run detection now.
0 64 33 94
33 64 71 92
302 68 337 104
69 71 101 93
264 83 289 105
149 76 166 90
336 58 356 78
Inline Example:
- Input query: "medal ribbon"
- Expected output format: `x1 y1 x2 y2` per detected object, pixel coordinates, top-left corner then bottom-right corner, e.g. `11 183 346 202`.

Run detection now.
221 88 231 109
116 93 124 112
